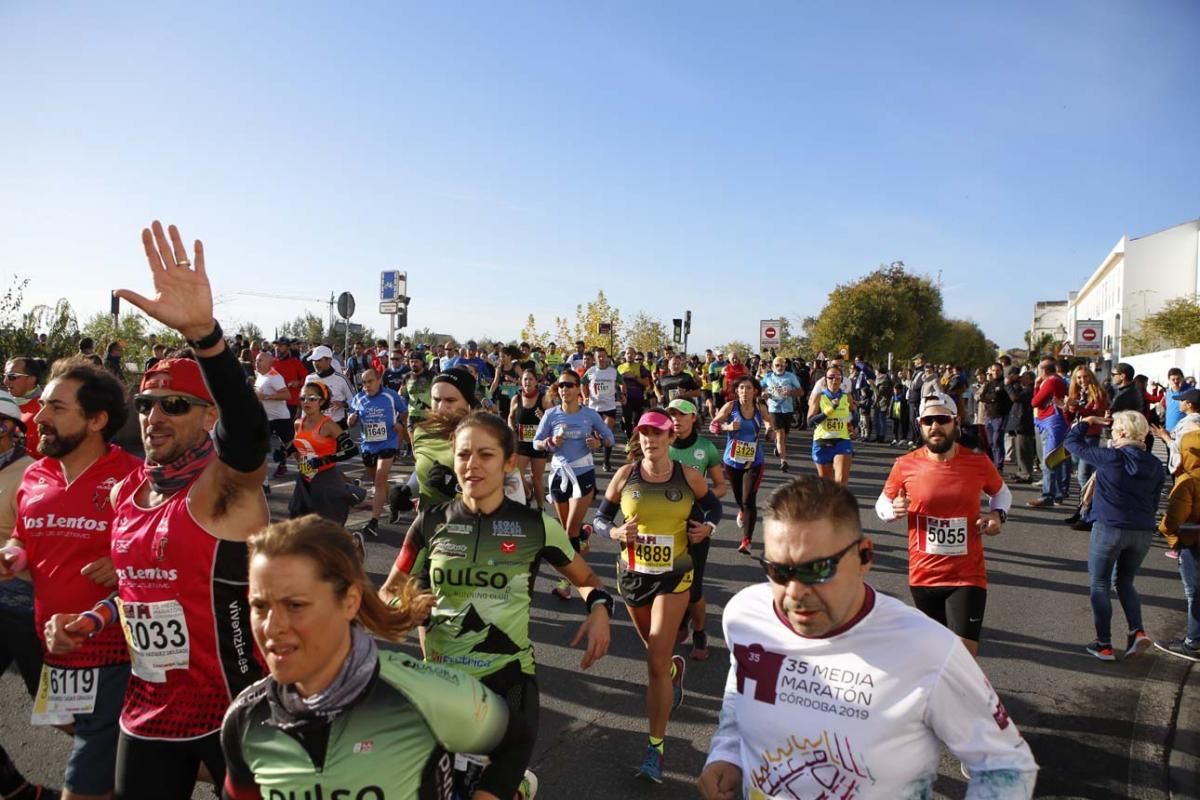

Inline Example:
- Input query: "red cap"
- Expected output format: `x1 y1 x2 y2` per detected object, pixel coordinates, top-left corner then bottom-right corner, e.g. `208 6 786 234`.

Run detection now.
139 358 214 403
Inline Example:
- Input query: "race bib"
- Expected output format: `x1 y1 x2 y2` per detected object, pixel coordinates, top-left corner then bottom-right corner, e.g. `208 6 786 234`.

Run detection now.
825 418 846 432
731 439 758 463
363 421 389 442
920 515 968 556
519 424 537 443
31 665 98 725
629 533 675 575
592 380 613 397
119 599 190 683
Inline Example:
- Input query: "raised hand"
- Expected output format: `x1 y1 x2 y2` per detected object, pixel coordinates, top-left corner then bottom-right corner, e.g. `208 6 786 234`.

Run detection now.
114 220 214 341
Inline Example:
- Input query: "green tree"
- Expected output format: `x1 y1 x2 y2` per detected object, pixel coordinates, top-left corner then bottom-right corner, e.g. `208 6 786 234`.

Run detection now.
771 316 810 360
234 321 266 343
552 316 573 350
624 311 668 354
518 314 550 350
716 340 755 359
1023 330 1057 360
278 312 327 345
806 262 944 363
570 290 622 352
81 311 182 377
1121 295 1200 356
928 319 996 368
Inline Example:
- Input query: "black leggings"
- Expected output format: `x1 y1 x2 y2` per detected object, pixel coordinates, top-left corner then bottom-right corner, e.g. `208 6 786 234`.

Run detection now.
910 585 988 642
723 462 765 542
623 398 647 438
478 665 540 799
115 730 224 800
0 607 43 697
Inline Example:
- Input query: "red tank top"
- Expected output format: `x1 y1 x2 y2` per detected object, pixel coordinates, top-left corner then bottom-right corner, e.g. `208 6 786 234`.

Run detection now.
110 467 263 739
13 445 139 668
293 415 337 478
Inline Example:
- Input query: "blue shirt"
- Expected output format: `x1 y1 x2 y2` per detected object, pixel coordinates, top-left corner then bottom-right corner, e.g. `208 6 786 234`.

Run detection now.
350 387 407 454
761 371 801 414
533 406 615 471
1166 390 1187 431
723 402 765 469
447 355 494 383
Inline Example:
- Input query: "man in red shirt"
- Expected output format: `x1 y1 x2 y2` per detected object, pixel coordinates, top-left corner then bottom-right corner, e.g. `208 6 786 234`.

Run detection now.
874 392 1012 657
722 352 749 400
270 337 309 420
3 357 47 458
1027 357 1070 507
2 357 140 798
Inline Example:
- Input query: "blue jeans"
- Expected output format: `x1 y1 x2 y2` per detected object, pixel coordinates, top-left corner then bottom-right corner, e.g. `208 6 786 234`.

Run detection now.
1038 428 1070 501
985 417 1006 469
1087 522 1151 643
1073 434 1099 489
1180 545 1200 644
872 408 888 440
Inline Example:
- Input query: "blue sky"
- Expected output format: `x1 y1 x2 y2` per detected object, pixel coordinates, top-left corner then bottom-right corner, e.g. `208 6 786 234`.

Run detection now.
2 2 1197 351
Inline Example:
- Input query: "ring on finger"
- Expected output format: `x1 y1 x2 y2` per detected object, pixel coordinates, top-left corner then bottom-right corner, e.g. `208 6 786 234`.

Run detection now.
177 259 191 267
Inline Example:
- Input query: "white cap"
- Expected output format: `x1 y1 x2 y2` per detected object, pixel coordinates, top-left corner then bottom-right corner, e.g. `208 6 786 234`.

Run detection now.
0 390 24 427
920 391 958 416
310 345 334 361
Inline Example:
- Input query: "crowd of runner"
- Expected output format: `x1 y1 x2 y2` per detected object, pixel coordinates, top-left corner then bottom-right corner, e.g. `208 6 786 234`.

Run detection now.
2 220 1195 798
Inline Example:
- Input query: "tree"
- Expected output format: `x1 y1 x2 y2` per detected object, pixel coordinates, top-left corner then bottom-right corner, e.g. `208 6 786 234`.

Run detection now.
1122 295 1200 356
277 312 326 345
1023 330 1057 360
772 316 810 360
805 262 945 363
0 275 81 364
716 340 755 359
928 319 996 368
624 311 668 354
518 314 550 350
234 321 266 343
81 311 181 376
570 290 622 352
553 316 573 350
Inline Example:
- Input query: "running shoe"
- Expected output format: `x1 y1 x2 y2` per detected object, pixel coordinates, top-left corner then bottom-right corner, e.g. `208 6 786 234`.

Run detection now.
736 511 744 529
1166 549 1180 560
691 630 710 661
273 462 288 479
580 523 593 553
1025 497 1054 508
1125 629 1152 658
635 746 663 783
780 460 789 473
1154 639 1200 662
671 654 686 710
1086 640 1116 661
517 769 539 800
738 537 752 555
361 518 380 538
552 579 571 600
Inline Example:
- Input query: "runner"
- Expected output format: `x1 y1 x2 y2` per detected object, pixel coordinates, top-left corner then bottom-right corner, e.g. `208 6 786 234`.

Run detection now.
874 392 1011 657
697 477 1037 800
221 514 511 799
722 352 748 402
252 351 292 483
711 376 769 555
509 369 552 512
490 346 523 421
808 363 856 486
618 346 653 438
271 338 309 421
287 381 364 527
665 398 727 661
760 356 802 472
582 347 622 472
383 411 612 800
347 369 407 538
54 220 270 799
4 357 46 457
304 346 355 425
381 348 409 393
593 409 722 782
404 348 435 427
531 370 615 599
655 355 701 407
411 367 477 510
0 390 39 700
706 352 727 420
7 359 138 800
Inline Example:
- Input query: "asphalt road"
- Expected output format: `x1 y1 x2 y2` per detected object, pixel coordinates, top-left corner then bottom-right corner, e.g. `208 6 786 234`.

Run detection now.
2 428 1193 799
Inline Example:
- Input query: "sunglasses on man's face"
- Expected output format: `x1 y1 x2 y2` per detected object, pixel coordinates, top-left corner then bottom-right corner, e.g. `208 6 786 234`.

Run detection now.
133 394 213 416
3 372 30 381
756 538 863 585
920 414 955 427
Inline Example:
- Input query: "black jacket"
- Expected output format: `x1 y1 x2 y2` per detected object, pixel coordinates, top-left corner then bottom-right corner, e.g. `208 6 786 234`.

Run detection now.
1005 381 1034 434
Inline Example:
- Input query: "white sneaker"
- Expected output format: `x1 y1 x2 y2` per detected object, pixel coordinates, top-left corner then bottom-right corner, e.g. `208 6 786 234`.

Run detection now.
519 769 539 799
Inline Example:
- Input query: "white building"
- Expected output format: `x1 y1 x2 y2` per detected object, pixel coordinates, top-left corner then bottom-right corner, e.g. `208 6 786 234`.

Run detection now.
1032 217 1200 363
1029 300 1069 346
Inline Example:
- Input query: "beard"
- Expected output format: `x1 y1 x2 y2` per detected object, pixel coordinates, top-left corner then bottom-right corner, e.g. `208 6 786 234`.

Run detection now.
924 426 959 454
39 426 86 459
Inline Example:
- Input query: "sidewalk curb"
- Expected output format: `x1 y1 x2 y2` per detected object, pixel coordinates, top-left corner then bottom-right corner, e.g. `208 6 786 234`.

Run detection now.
1170 660 1199 800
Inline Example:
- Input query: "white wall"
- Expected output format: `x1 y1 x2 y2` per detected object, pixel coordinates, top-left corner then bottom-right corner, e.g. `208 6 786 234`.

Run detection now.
1121 344 1200 384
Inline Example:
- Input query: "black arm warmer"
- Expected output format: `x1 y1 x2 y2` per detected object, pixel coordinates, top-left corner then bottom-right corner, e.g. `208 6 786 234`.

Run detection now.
807 412 827 427
327 431 359 464
592 497 621 539
696 490 723 526
198 343 269 473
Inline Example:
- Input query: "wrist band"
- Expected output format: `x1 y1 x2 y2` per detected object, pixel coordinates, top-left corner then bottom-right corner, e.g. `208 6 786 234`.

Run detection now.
586 588 614 615
187 320 224 350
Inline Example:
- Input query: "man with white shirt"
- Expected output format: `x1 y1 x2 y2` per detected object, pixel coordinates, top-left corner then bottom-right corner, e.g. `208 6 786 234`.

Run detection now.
303 345 354 424
254 351 293 480
697 476 1037 800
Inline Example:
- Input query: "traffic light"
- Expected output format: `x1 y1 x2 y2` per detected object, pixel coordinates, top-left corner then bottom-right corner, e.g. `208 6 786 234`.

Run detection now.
672 318 683 344
396 303 408 329
684 310 691 335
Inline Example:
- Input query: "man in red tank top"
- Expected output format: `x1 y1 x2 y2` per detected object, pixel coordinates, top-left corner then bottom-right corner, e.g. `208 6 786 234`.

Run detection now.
45 221 270 800
4 358 139 799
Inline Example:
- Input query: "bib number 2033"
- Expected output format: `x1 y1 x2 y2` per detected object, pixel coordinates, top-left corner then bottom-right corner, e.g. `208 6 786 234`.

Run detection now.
119 599 191 682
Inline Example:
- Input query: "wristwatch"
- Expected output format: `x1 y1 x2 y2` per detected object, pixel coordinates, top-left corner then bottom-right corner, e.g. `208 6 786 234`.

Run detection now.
994 509 1008 524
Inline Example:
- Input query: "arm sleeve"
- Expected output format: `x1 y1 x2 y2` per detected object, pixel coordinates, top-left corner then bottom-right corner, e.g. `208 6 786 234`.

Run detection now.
876 463 904 521
538 514 575 569
328 431 358 463
696 489 723 526
592 497 620 540
394 515 429 576
705 641 744 769
398 654 509 755
987 484 1013 514
200 344 270 473
926 641 1038 797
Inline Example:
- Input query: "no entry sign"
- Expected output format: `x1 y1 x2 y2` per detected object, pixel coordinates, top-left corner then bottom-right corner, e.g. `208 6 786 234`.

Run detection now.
1074 320 1103 357
760 319 782 351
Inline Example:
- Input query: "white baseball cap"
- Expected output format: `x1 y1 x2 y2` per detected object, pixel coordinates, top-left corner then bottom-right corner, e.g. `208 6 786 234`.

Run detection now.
0 390 25 428
920 392 958 417
310 345 334 361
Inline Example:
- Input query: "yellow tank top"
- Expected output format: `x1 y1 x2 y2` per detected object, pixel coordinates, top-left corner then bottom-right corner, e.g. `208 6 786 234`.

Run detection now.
815 391 851 441
619 462 695 575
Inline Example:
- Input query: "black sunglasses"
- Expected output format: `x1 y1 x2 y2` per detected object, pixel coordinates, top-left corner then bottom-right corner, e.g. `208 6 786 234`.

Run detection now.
133 394 213 416
920 414 955 427
755 538 863 585
557 382 579 389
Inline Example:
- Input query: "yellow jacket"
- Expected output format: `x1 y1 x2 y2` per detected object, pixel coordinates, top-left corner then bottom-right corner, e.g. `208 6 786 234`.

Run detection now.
1160 429 1200 550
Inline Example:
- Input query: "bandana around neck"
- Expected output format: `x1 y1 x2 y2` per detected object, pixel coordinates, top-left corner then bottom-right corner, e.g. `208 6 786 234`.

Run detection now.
146 436 216 495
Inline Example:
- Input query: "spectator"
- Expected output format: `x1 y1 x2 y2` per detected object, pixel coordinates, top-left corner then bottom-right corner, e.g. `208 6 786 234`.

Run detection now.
1066 410 1164 661
1005 369 1036 484
144 343 166 372
1026 357 1069 508
1063 366 1109 526
103 341 124 380
1155 428 1200 661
